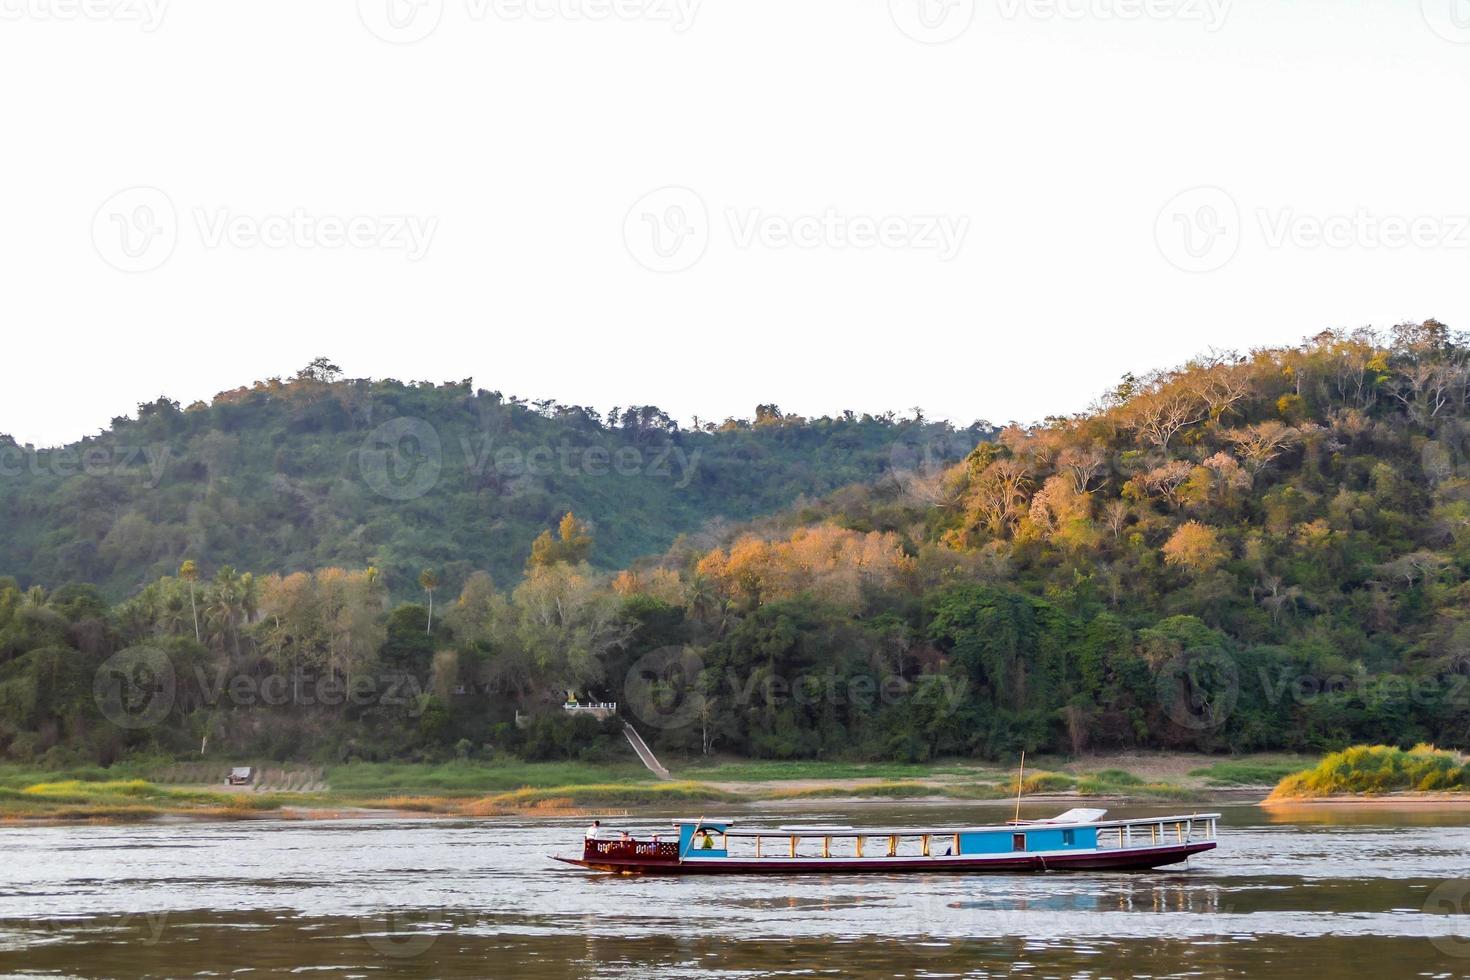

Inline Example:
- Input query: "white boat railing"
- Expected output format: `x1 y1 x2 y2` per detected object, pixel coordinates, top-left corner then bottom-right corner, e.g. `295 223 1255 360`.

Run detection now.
1093 815 1219 850
665 813 1220 858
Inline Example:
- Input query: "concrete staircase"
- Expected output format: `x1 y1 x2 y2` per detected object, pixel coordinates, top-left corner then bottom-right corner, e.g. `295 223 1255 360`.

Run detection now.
623 723 672 780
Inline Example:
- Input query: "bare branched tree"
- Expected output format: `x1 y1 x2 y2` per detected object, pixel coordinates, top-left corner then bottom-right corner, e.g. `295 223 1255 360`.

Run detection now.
1127 380 1208 455
1225 422 1301 475
966 459 1033 537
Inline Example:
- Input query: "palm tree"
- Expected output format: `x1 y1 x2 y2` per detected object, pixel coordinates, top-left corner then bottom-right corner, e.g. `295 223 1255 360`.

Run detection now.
180 560 201 643
205 567 245 662
420 568 439 633
240 572 258 627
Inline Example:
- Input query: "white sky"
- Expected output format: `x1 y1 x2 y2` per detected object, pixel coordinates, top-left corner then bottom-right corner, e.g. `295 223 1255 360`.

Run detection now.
2 0 1468 447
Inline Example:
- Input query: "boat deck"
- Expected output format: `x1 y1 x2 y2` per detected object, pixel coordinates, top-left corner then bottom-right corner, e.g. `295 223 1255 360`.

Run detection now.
555 811 1221 876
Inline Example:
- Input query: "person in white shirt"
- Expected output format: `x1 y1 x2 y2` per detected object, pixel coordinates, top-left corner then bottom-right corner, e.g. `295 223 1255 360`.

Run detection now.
585 819 602 840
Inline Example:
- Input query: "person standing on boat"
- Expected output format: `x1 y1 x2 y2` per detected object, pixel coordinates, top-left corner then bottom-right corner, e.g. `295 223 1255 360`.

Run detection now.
585 819 602 840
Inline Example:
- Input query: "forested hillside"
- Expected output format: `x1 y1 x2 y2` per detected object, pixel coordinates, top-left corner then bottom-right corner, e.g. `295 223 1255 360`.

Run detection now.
7 324 1470 767
0 360 983 597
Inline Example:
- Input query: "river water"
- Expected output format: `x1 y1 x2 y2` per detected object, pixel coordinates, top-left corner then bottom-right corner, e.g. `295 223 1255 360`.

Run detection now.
3 801 1470 978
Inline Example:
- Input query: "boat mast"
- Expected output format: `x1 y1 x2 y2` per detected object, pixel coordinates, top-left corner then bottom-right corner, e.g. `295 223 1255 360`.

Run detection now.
1014 751 1026 823
678 814 705 864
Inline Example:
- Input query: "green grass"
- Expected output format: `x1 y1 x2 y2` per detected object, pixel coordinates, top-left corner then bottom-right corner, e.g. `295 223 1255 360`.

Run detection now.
675 760 1001 782
482 781 741 807
0 764 151 790
0 776 305 821
766 781 940 800
324 760 656 797
1190 759 1313 786
1268 744 1470 800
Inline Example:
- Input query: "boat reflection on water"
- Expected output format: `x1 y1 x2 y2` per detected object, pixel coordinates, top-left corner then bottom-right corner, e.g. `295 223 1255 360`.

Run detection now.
940 879 1226 922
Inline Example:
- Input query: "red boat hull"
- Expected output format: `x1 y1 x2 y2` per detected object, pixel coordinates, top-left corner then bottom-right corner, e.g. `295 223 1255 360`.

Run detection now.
552 840 1215 875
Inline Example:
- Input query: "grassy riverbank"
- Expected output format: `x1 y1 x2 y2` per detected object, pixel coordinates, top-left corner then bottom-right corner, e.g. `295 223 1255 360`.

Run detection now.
1265 745 1470 802
0 751 1314 823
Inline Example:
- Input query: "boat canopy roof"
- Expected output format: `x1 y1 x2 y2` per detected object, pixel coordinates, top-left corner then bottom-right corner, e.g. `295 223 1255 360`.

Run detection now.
669 811 1220 838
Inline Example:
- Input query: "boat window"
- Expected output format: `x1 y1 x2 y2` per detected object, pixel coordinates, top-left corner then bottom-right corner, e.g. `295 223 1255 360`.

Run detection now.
1012 833 1026 852
1062 830 1075 846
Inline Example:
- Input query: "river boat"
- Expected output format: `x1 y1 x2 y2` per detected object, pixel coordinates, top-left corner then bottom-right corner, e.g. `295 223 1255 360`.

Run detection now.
552 807 1220 876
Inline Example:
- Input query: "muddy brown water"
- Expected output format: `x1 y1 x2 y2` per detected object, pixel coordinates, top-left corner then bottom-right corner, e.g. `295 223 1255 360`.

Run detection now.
3 801 1469 978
